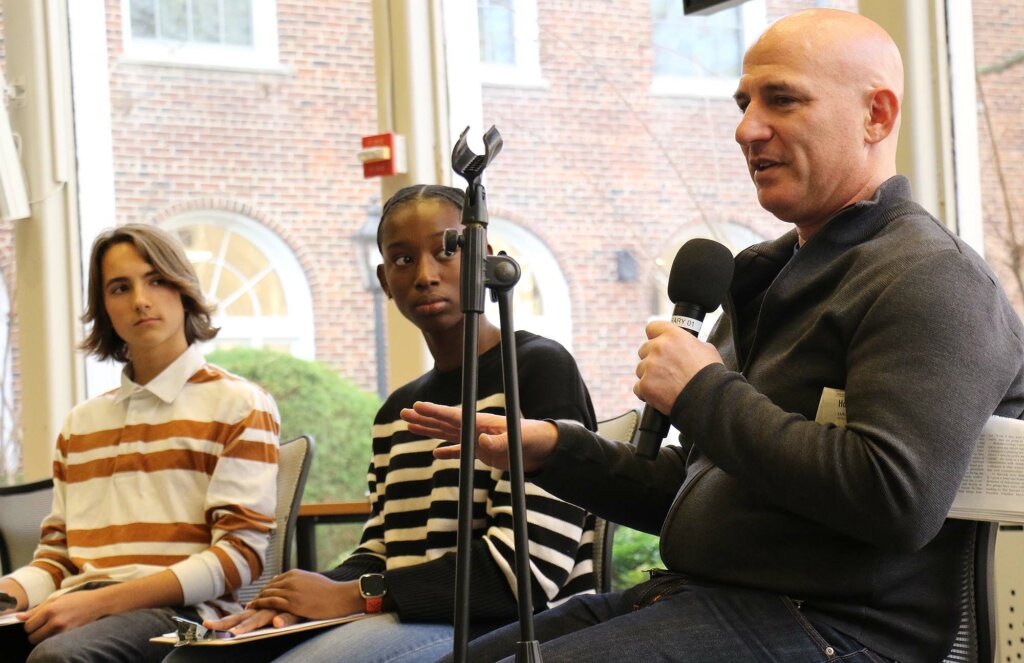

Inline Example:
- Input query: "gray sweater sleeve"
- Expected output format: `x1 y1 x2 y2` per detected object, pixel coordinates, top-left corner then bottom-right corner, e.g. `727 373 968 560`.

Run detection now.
673 249 1024 552
533 420 687 535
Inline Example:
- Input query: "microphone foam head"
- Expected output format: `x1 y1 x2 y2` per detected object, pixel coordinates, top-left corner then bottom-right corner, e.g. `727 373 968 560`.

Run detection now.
667 238 735 309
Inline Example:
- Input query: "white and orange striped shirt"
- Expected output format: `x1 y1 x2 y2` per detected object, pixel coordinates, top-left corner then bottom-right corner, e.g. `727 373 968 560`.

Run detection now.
6 345 280 620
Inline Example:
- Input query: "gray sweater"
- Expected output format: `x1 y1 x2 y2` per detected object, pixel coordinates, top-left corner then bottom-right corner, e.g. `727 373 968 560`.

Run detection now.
539 177 1024 662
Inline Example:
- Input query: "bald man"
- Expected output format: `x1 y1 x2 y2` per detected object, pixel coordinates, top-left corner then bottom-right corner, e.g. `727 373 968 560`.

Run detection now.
412 9 1024 663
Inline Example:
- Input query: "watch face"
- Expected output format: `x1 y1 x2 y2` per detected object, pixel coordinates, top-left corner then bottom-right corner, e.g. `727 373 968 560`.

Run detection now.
359 573 387 598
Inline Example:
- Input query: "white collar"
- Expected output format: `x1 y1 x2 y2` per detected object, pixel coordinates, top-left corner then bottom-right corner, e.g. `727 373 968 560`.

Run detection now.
113 345 206 405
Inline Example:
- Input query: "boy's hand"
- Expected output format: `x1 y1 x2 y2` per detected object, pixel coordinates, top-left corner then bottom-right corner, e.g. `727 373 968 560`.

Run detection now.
21 590 107 644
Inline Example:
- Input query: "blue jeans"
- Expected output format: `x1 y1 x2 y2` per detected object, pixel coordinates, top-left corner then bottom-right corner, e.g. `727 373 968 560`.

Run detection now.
0 606 188 663
162 613 453 663
273 613 452 663
445 574 892 663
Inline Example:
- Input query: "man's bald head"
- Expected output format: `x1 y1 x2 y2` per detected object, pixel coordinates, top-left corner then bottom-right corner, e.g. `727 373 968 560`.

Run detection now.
734 9 906 240
751 9 904 106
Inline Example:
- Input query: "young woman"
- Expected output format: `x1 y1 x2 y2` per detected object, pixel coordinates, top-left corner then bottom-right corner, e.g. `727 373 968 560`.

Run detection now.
169 185 598 663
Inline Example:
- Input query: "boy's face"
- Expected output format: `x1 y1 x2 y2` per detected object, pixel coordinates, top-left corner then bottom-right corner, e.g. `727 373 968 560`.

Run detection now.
102 241 188 366
376 199 463 338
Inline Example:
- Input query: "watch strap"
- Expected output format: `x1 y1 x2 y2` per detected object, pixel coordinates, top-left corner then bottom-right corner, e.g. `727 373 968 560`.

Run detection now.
365 595 384 613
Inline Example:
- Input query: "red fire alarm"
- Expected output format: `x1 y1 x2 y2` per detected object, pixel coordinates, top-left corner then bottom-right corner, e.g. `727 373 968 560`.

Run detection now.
358 133 408 178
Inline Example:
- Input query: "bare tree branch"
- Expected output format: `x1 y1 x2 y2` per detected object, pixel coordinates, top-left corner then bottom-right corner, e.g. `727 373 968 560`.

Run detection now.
975 72 1024 301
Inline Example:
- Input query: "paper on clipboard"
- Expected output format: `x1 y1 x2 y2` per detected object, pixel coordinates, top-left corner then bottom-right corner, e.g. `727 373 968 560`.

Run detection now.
150 613 372 646
1 613 23 627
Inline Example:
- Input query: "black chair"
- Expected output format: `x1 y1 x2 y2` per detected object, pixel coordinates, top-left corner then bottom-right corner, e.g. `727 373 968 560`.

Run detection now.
942 520 996 663
0 477 54 575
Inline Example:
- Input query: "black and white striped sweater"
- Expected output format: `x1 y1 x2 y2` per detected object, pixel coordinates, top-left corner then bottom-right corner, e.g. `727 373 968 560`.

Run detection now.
325 330 597 629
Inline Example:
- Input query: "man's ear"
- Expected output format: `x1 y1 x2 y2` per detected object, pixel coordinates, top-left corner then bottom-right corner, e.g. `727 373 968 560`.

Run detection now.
376 264 392 299
486 242 494 256
865 87 900 144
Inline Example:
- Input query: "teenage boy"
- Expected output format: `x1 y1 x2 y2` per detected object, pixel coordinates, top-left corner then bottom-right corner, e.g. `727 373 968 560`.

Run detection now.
0 224 280 663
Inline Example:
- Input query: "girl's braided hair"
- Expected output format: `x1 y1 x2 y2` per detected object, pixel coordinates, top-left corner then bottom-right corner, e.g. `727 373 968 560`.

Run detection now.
377 184 465 249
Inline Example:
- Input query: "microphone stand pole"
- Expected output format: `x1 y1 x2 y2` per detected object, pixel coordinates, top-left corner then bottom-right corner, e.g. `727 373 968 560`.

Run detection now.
448 126 542 663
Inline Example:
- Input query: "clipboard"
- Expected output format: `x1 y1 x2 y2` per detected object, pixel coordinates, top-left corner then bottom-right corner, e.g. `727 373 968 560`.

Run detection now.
150 613 372 646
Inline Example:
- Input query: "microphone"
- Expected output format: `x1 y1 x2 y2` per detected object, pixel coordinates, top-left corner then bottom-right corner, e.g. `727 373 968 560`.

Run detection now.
634 238 735 459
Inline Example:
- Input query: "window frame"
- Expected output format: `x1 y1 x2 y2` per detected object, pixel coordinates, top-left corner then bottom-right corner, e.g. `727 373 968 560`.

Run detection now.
119 0 282 71
478 0 546 88
650 0 766 99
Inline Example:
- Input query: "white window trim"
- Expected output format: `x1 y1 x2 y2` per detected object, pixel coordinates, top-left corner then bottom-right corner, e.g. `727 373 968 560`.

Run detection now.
945 0 984 255
162 211 316 360
650 0 765 99
119 0 283 72
480 0 547 88
484 219 572 351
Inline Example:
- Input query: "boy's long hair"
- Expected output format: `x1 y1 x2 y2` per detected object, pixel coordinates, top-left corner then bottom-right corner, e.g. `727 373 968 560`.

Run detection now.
81 224 219 363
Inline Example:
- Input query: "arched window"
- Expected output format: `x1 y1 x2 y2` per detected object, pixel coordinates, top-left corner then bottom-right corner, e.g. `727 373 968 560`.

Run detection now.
485 219 573 350
162 211 315 358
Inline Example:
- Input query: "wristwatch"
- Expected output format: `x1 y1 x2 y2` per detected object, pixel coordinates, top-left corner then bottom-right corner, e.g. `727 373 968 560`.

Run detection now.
358 573 387 613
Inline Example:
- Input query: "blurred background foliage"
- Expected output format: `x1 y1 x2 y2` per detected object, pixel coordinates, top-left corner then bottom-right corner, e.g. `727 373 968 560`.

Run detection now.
209 347 379 567
610 527 662 591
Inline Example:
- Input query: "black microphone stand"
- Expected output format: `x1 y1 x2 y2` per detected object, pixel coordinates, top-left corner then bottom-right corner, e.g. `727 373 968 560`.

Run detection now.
446 126 542 663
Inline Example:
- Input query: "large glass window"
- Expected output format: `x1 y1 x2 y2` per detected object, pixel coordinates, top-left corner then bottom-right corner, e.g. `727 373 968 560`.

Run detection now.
467 0 825 417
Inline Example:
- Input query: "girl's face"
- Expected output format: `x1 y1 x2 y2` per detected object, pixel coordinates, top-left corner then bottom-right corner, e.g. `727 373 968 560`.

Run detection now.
376 198 464 337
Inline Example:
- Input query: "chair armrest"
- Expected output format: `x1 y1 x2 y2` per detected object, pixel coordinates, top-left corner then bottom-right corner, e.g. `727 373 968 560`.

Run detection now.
295 501 372 571
298 501 372 520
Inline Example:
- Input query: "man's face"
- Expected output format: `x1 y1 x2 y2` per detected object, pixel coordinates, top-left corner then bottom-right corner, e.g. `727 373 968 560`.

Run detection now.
733 36 872 232
377 199 464 338
102 242 188 364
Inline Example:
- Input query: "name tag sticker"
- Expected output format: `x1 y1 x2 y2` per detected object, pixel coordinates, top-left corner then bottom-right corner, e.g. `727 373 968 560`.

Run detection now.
815 387 846 427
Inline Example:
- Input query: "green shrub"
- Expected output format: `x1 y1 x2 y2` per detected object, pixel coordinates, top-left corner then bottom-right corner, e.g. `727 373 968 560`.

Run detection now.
207 348 380 567
611 527 662 591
